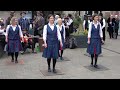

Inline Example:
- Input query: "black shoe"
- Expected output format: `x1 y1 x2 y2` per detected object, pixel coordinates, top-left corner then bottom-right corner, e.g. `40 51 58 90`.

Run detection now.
53 68 57 73
48 68 51 72
11 59 14 62
94 65 98 68
91 63 93 66
21 51 25 55
32 51 37 54
60 57 64 60
15 60 18 63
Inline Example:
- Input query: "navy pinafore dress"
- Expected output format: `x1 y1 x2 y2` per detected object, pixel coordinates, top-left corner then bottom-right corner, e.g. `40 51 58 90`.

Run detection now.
58 26 65 50
87 23 102 55
7 25 22 53
42 24 59 59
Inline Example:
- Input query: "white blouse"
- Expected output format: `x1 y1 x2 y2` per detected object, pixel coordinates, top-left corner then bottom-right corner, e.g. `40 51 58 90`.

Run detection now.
6 25 23 37
88 21 103 38
43 23 62 42
67 18 73 26
56 24 66 40
101 18 106 29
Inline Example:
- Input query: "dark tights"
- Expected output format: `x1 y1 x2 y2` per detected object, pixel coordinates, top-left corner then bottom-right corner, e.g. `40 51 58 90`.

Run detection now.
91 54 98 65
47 58 56 69
11 52 19 61
60 50 63 57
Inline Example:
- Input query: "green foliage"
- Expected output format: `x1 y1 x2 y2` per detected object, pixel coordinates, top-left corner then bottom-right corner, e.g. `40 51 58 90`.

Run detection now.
72 16 88 37
73 16 82 29
71 30 87 36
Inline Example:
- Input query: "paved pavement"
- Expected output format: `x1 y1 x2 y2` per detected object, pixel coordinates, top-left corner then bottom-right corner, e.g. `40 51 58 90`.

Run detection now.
0 32 120 79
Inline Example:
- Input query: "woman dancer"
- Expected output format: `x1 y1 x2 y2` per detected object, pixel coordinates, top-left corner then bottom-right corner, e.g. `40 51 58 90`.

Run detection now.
42 14 62 73
87 14 104 68
56 18 65 60
6 17 24 63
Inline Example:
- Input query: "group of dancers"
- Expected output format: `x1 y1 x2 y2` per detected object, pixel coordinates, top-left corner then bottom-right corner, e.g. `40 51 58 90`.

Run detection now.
1 13 66 73
1 12 119 73
42 13 105 73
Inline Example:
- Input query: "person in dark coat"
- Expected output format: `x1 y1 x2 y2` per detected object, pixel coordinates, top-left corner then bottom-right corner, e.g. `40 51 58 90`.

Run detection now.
87 14 104 68
21 29 35 54
32 12 45 53
34 11 45 37
0 23 6 50
107 15 114 39
99 13 106 42
6 17 24 63
83 15 90 31
89 15 93 22
67 14 73 33
18 12 30 32
63 17 69 48
6 11 15 27
113 15 119 39
42 14 62 73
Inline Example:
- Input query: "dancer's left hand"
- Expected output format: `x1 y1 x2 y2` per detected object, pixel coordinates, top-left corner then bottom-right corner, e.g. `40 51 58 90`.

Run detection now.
22 37 24 42
102 40 104 44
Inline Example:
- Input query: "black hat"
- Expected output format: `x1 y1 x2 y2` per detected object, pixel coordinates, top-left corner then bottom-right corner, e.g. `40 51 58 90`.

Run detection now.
99 13 103 17
10 11 15 16
20 11 26 15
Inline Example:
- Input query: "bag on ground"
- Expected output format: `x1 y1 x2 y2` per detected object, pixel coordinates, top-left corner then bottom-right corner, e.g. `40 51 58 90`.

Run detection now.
69 37 77 49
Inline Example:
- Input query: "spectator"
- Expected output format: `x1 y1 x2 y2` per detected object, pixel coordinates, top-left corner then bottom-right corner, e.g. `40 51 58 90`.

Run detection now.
67 14 73 33
34 11 45 37
18 11 30 32
54 15 59 25
83 15 90 31
0 18 4 26
107 15 114 39
99 13 106 42
21 29 35 54
32 12 45 53
0 23 6 50
6 11 15 26
113 15 119 39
